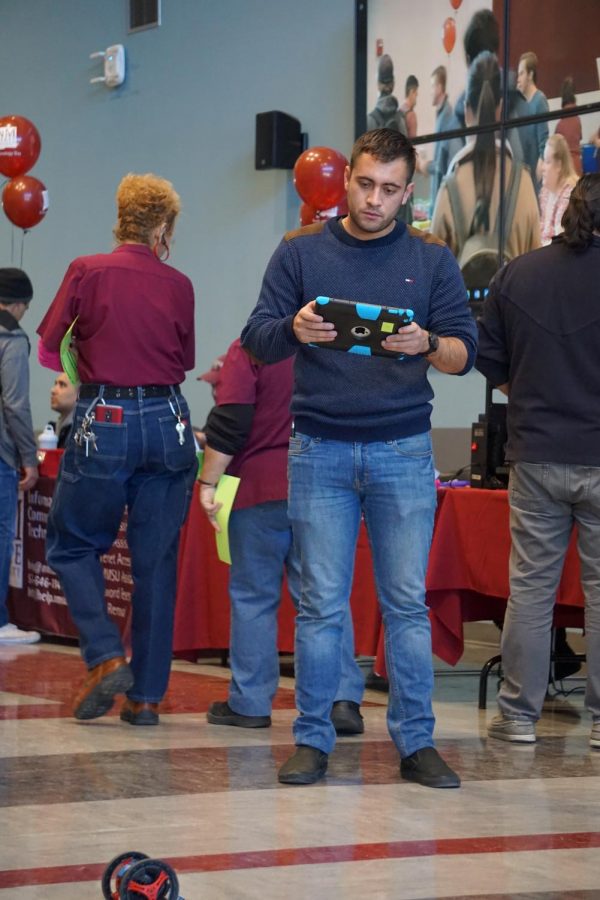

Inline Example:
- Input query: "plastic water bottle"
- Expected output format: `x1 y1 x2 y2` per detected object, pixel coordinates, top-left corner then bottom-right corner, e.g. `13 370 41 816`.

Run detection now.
37 424 58 451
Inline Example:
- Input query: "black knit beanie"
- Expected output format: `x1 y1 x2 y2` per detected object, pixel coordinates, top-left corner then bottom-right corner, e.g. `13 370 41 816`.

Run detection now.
0 268 33 304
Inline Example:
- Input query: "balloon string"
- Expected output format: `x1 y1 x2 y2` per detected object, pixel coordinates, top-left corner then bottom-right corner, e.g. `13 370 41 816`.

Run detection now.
11 227 14 266
20 230 27 268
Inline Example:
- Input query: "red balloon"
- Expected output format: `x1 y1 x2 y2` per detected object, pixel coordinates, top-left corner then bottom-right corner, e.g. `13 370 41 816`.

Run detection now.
0 116 41 178
450 0 462 9
2 176 49 229
442 17 457 54
294 146 348 211
299 195 348 226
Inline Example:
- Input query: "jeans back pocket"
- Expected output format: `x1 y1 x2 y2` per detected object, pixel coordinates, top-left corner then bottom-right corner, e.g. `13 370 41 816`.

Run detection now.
74 422 128 479
159 415 197 471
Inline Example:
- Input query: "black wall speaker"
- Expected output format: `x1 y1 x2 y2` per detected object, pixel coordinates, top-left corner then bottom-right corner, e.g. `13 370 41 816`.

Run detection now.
255 111 303 170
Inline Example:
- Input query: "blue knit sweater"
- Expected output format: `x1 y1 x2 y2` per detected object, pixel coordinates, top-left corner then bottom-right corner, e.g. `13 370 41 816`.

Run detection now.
241 217 477 442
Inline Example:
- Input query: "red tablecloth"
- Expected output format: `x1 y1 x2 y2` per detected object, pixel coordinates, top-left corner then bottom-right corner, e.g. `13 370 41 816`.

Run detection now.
9 481 584 667
373 487 584 670
7 476 133 641
173 484 383 657
174 485 585 667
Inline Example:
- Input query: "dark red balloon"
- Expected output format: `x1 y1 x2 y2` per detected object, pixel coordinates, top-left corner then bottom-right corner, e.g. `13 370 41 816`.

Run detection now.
294 146 348 210
0 116 41 178
450 0 462 9
442 17 457 54
2 176 48 229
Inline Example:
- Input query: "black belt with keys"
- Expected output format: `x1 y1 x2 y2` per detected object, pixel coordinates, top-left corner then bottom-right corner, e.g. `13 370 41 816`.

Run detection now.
74 385 186 456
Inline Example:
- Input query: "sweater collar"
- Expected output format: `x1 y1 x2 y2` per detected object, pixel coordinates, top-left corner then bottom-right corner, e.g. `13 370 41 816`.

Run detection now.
327 216 406 249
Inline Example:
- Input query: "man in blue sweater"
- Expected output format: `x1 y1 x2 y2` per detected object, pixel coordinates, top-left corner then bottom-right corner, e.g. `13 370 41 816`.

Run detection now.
241 129 477 788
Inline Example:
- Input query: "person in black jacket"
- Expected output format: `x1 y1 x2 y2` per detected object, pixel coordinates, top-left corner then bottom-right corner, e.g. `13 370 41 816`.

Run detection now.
476 174 600 748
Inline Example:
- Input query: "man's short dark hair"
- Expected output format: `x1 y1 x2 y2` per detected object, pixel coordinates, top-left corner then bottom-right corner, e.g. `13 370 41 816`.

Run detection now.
432 66 447 93
350 129 416 182
463 9 499 64
405 75 419 96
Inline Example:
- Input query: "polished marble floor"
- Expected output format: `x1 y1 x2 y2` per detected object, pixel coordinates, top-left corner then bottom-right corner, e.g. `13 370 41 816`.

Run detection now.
0 626 599 899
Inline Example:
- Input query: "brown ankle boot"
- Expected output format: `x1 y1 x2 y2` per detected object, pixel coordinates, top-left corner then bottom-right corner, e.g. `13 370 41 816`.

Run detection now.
120 699 160 726
73 656 133 720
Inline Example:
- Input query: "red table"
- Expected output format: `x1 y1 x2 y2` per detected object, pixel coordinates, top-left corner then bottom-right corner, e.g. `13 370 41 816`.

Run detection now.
173 483 382 657
9 482 585 666
7 477 133 641
374 487 584 670
174 485 585 666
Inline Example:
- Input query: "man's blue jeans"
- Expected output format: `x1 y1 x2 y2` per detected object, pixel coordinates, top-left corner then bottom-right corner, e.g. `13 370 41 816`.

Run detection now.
46 391 197 703
0 457 19 627
288 432 437 757
228 500 364 717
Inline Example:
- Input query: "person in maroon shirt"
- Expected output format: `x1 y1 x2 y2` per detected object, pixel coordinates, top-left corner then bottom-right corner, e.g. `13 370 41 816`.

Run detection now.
37 173 198 726
198 339 364 733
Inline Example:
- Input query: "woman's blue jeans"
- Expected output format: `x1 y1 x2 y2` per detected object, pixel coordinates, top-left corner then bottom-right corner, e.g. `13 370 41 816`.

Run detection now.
288 432 437 757
227 500 364 717
46 390 197 703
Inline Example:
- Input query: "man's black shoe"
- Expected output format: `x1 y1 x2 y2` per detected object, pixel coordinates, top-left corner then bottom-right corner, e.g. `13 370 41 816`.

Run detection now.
207 700 271 728
400 746 460 788
365 671 389 693
331 700 364 735
278 746 328 785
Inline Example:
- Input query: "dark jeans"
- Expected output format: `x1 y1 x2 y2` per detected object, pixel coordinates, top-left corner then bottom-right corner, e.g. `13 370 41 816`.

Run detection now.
46 390 197 702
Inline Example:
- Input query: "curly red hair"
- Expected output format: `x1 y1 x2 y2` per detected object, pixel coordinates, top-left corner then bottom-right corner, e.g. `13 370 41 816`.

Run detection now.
113 173 181 246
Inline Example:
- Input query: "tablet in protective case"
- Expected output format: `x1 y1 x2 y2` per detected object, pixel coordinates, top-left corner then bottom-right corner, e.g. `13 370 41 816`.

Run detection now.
313 296 414 358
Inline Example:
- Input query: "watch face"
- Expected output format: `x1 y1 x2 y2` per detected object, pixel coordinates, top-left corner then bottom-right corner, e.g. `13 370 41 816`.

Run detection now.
425 332 439 355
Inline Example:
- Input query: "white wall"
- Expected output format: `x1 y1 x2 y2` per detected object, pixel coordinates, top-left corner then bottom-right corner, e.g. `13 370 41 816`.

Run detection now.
6 1 595 471
1 0 357 431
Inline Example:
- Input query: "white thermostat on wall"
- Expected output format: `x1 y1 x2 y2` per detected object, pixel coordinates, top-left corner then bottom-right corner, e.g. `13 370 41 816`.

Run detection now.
90 44 126 88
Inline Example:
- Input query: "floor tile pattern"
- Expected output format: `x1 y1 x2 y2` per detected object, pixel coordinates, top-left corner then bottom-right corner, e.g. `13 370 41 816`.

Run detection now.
1 636 599 898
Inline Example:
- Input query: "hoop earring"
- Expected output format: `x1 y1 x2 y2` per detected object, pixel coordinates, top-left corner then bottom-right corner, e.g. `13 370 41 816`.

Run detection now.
152 240 170 262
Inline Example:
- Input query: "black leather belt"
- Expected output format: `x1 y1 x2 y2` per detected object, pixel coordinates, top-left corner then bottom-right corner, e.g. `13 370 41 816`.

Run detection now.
79 384 181 399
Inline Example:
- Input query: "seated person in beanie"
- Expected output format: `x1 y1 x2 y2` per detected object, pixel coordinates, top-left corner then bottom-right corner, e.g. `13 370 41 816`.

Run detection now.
50 372 78 448
0 268 40 645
